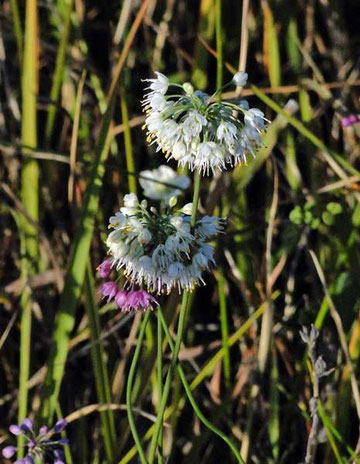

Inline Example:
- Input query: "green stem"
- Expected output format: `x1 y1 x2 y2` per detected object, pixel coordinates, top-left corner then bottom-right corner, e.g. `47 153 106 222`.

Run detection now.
9 0 23 65
217 268 231 389
126 310 151 464
120 87 137 195
157 313 164 464
190 171 201 227
44 0 74 145
215 0 223 93
148 171 202 463
18 0 38 457
84 264 116 462
157 307 244 464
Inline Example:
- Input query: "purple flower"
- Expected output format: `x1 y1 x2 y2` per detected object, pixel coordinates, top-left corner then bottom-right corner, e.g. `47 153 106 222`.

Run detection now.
59 438 69 445
54 419 67 433
115 289 158 312
54 449 65 464
342 114 359 127
2 446 17 458
39 425 48 435
115 290 128 310
127 291 159 311
97 260 112 278
9 425 22 435
99 281 118 302
24 457 35 464
20 419 33 432
3 418 69 463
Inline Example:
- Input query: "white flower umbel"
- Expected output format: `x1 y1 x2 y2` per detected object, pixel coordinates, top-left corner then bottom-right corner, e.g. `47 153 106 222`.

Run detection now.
142 72 269 175
139 165 190 201
105 194 225 294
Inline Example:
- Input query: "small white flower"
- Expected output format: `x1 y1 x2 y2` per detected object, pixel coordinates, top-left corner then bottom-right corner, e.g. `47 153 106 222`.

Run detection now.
139 165 190 201
182 111 208 139
216 121 238 145
149 92 167 111
180 203 193 216
244 108 266 131
194 141 226 174
138 228 152 245
144 72 169 94
233 71 248 87
109 211 127 228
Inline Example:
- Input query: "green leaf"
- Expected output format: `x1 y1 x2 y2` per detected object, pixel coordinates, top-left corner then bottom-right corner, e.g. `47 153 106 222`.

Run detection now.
352 202 360 227
289 206 303 225
322 211 335 226
327 202 343 215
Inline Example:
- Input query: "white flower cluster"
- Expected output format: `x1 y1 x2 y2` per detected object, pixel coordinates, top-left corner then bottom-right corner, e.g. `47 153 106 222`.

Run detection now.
105 193 224 293
142 72 267 175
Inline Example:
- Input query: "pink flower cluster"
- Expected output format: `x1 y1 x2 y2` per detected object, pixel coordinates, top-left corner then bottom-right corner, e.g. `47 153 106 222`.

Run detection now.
97 260 158 311
341 114 358 128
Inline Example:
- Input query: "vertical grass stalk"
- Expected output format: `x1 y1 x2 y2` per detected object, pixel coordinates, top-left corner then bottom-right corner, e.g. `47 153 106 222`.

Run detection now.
148 171 202 463
18 0 39 457
157 312 164 464
215 0 231 390
120 87 137 195
44 0 74 145
126 310 151 464
9 0 23 64
84 264 116 462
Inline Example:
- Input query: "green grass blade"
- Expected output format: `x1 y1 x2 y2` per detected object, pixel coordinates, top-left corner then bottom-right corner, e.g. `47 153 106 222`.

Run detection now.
217 269 231 389
9 0 23 64
262 1 281 87
84 264 116 462
44 0 74 145
120 87 137 195
18 0 39 457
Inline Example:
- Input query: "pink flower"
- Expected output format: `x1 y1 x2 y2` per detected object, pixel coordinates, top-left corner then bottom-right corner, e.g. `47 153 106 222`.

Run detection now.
99 281 118 302
2 446 16 458
128 291 159 311
97 260 112 278
115 290 128 309
115 290 159 311
341 114 359 127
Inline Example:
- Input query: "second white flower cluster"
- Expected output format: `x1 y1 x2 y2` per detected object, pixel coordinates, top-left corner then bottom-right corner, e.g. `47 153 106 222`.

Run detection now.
105 192 224 294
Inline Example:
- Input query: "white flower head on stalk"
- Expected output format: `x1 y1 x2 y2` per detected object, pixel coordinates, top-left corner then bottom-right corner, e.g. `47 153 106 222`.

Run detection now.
139 165 190 201
142 71 269 175
105 194 225 294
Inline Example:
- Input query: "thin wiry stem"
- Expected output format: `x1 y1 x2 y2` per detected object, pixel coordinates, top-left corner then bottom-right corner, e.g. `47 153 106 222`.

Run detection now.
157 312 164 464
126 310 151 464
148 171 201 463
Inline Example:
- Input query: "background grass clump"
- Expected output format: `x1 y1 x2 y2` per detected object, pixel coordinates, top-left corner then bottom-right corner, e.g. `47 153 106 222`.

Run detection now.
1 0 360 462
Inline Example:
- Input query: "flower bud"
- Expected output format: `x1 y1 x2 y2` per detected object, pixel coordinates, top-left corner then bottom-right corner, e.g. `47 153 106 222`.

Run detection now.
233 71 248 87
183 82 194 94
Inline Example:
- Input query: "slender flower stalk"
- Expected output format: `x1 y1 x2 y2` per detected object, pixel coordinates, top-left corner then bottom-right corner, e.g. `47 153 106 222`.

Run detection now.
126 310 151 464
148 172 201 463
157 312 164 464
